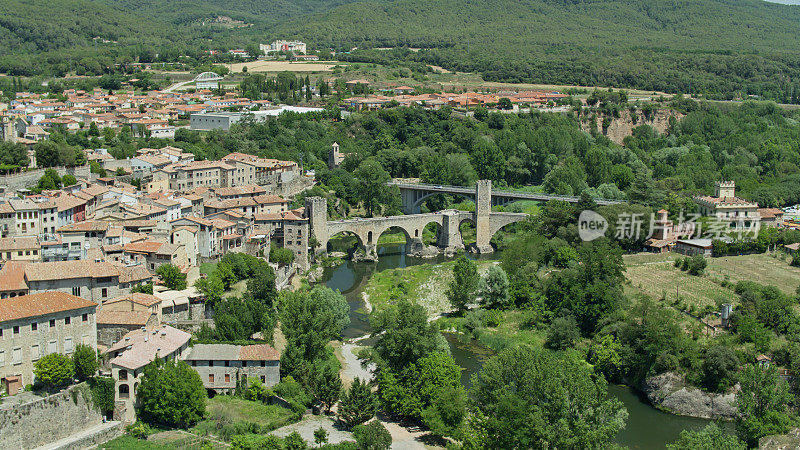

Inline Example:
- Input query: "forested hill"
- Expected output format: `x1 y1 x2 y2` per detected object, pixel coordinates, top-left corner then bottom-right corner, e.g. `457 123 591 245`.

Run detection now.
273 0 800 100
6 0 800 99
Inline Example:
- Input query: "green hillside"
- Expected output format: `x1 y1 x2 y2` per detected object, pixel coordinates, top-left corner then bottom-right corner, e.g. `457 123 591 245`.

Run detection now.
272 0 800 99
4 0 800 100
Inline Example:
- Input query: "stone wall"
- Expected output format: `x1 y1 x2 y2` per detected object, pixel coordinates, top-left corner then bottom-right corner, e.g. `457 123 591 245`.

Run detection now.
0 383 104 449
0 165 91 193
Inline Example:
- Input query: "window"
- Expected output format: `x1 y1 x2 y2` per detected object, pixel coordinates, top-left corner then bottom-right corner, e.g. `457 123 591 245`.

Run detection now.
48 340 57 354
31 345 40 360
12 347 21 365
82 313 88 322
49 319 55 328
71 286 80 296
261 361 266 367
224 360 229 367
225 374 230 383
65 316 71 325
0 351 4 367
119 384 130 399
208 374 214 383
31 322 37 332
101 288 107 298
260 375 266 383
13 326 19 335
64 337 73 353
0 328 3 338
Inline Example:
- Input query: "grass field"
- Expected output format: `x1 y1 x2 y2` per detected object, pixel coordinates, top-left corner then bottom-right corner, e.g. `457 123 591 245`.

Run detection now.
100 431 226 449
705 253 800 296
624 253 733 310
624 251 800 310
227 60 341 73
363 259 496 316
190 396 298 439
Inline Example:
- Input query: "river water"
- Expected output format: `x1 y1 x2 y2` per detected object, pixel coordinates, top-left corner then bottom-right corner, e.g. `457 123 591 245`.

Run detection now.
319 242 729 448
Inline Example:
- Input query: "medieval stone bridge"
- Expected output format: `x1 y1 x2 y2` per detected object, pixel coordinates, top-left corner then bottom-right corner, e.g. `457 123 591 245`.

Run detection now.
306 180 527 259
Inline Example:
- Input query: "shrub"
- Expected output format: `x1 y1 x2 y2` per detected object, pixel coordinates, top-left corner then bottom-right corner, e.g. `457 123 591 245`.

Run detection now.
34 353 74 388
353 421 391 450
544 316 580 350
126 421 151 440
72 344 98 381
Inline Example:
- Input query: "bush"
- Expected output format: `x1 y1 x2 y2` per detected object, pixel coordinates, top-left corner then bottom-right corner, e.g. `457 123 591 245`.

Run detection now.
687 255 708 276
544 316 580 350
72 344 98 381
353 421 391 450
126 421 151 440
270 247 295 266
34 353 74 388
338 377 378 428
137 360 206 427
88 377 115 414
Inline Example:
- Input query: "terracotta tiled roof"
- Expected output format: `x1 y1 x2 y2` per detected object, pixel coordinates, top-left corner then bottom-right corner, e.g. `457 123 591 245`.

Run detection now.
123 241 165 254
239 344 280 361
97 310 154 326
0 291 96 323
104 292 161 307
0 236 40 252
117 265 152 284
57 220 109 233
0 261 30 291
107 325 191 370
24 261 119 281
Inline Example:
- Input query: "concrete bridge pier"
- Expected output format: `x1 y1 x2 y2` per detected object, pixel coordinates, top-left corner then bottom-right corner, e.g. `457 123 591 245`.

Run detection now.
475 180 494 254
401 188 423 215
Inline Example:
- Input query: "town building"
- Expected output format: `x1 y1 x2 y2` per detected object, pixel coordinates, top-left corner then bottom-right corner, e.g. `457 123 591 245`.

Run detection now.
185 343 280 394
105 325 191 422
0 291 97 395
260 40 307 55
693 181 759 229
0 236 41 263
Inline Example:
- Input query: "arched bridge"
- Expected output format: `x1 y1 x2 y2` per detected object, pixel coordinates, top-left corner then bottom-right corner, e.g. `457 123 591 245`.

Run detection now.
306 180 527 259
391 181 623 214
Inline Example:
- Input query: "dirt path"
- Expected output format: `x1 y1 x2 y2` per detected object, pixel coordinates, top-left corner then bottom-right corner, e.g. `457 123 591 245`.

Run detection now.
339 341 375 384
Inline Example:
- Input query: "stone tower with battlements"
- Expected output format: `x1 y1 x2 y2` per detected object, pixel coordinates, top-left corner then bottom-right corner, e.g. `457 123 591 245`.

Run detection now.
305 196 328 254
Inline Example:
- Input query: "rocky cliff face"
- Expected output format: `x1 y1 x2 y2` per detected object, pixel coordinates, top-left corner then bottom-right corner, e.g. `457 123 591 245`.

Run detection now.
642 372 737 420
580 108 684 145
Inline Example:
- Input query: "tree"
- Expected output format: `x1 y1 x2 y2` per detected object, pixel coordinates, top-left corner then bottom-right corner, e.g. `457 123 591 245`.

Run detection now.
371 299 446 372
137 359 206 427
589 334 624 382
353 158 392 217
314 427 328 447
479 265 510 309
667 423 746 450
284 431 308 450
34 353 74 388
544 315 580 350
339 377 379 428
352 421 392 450
446 255 479 312
88 121 100 136
156 264 187 290
736 364 794 447
421 384 467 438
37 168 62 190
687 254 708 276
498 97 513 110
0 141 30 167
61 174 77 186
313 365 342 414
702 346 739 392
247 262 278 306
131 282 154 294
72 344 98 381
195 275 224 305
378 352 465 423
472 345 627 449
270 247 296 266
34 141 62 168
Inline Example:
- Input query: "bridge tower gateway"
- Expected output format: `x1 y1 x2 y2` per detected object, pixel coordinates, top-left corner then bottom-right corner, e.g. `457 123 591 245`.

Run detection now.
305 197 329 255
474 180 493 253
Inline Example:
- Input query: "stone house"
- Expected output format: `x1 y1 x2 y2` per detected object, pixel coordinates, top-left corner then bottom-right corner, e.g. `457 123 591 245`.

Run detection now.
23 261 127 303
0 236 41 263
105 325 191 422
0 291 97 394
185 344 280 394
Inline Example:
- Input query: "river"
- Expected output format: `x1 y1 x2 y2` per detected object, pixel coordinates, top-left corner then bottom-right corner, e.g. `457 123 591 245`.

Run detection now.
319 242 730 448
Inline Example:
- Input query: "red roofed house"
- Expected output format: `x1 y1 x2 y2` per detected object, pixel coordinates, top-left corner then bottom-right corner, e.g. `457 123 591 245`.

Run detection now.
0 291 97 395
185 343 280 394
